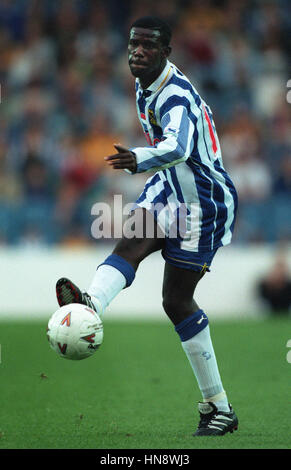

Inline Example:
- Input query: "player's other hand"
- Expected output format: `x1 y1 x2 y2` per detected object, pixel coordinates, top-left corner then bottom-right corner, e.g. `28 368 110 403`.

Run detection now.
104 144 137 173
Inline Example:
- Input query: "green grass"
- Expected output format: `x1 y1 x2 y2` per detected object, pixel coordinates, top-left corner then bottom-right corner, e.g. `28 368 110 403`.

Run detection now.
0 316 290 449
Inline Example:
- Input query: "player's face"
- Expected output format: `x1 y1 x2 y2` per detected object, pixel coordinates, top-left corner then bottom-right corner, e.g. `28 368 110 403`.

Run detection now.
128 27 170 87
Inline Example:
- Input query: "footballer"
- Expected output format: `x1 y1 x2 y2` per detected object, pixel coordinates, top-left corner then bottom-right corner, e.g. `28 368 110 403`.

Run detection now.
56 16 238 436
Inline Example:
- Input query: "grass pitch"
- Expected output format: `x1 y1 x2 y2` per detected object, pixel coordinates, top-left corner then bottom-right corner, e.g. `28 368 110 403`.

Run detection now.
0 316 290 449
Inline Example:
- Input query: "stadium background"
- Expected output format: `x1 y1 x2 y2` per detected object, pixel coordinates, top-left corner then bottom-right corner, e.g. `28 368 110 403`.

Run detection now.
0 0 290 318
0 0 291 451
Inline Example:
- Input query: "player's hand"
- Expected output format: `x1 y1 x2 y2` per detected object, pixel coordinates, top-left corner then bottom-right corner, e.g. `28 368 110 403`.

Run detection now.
104 144 137 173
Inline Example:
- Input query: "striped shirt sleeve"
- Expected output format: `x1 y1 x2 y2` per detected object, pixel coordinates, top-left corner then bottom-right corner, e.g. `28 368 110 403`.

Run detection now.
131 92 199 173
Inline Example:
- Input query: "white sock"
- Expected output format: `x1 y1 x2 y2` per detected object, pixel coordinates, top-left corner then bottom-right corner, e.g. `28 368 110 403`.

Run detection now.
181 325 230 412
87 265 126 317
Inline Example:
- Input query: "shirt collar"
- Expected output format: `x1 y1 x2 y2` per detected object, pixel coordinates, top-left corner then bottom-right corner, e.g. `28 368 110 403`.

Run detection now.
137 60 172 96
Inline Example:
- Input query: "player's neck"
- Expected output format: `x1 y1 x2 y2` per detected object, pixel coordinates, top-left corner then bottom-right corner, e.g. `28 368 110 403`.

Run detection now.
139 60 167 90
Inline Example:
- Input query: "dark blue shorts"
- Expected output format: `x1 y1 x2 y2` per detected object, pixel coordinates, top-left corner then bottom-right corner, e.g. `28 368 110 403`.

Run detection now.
162 240 218 273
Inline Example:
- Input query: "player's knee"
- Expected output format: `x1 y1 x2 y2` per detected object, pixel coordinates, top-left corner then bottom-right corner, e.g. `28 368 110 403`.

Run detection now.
162 296 193 318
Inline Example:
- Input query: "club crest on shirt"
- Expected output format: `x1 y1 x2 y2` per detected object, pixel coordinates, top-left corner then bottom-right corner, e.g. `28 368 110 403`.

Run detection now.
148 109 157 126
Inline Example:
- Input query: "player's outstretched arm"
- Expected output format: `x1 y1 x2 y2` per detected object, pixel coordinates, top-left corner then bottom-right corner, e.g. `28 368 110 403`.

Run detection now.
130 103 196 174
104 144 137 173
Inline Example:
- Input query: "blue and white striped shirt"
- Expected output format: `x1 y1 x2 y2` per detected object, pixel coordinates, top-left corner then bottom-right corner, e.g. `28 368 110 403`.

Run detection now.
131 60 238 252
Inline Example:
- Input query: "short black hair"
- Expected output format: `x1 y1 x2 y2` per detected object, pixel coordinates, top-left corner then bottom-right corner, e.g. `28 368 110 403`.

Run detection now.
130 16 172 46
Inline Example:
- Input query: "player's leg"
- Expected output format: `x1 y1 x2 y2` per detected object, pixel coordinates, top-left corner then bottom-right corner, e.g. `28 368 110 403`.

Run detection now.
162 261 238 435
162 262 227 405
112 206 165 271
86 209 164 312
56 208 164 315
162 262 204 325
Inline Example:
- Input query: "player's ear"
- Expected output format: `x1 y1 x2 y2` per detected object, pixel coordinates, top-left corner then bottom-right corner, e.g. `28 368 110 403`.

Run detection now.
163 45 172 58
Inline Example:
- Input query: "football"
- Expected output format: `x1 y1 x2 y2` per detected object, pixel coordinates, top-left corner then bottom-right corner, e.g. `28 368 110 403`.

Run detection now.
47 303 103 360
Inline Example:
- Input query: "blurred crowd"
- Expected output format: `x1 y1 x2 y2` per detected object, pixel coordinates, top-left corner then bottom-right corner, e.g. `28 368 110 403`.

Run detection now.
0 0 290 247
